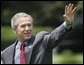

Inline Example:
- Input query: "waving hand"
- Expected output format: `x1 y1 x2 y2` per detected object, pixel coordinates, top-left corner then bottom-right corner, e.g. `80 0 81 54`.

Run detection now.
63 3 76 25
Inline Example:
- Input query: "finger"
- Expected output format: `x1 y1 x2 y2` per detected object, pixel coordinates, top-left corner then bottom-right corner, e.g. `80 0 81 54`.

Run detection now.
68 3 72 10
67 3 71 12
70 4 74 12
72 7 76 14
65 5 67 15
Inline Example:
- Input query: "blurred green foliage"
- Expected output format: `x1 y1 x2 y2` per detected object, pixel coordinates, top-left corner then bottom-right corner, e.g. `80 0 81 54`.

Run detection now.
53 50 83 64
1 1 82 27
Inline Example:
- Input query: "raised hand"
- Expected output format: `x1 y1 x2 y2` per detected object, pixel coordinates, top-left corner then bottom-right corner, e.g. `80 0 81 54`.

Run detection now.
63 3 76 25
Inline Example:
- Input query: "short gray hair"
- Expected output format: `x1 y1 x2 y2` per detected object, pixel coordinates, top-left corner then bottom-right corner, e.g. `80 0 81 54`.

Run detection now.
11 12 33 29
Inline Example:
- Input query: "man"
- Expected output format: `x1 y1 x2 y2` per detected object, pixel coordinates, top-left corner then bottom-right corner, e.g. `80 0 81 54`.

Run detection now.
1 3 76 64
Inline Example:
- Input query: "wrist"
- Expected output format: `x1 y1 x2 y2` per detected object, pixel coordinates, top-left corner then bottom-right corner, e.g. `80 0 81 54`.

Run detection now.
63 21 72 29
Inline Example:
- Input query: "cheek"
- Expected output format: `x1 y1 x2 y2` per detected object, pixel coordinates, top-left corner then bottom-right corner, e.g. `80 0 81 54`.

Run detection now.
17 28 24 36
30 26 33 31
30 27 32 31
29 28 32 33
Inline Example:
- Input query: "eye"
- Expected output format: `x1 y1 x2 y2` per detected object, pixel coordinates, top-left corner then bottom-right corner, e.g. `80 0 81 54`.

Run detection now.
21 24 26 28
27 24 32 27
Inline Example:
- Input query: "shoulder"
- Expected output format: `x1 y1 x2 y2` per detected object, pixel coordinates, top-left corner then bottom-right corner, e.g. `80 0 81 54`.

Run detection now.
36 31 49 39
2 43 15 55
2 40 18 54
36 31 49 36
33 31 49 43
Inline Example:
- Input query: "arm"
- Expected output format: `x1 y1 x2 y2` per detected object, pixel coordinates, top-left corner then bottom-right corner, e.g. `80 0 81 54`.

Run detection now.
1 51 4 64
42 3 76 49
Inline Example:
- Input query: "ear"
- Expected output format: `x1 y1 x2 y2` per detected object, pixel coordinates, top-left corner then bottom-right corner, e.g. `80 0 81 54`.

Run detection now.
12 28 17 34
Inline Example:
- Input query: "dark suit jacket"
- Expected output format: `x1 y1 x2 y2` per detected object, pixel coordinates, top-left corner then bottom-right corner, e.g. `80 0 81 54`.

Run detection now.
1 22 71 64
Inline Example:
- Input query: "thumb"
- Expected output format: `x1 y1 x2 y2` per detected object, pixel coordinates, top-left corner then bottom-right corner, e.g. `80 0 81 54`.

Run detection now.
63 15 67 18
63 15 67 21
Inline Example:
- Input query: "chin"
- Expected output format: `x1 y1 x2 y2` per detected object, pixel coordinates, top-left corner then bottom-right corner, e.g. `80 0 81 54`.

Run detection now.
25 36 31 40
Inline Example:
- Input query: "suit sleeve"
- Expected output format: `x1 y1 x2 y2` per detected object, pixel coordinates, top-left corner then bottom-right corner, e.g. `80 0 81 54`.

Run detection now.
1 51 5 64
42 21 72 49
1 59 4 64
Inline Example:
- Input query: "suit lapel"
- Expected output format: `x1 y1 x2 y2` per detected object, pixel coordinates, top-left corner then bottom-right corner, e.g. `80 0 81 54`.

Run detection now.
25 45 33 64
8 40 18 64
9 44 15 64
25 35 35 64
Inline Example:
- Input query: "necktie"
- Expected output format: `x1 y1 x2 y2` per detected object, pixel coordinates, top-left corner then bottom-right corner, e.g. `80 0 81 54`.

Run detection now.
20 43 25 64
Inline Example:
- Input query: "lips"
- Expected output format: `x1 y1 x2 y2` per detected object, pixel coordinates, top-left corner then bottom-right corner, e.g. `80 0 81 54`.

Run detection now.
24 33 30 34
24 32 31 35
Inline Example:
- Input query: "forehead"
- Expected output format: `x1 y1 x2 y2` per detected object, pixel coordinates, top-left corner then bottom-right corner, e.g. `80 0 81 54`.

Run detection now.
16 17 32 25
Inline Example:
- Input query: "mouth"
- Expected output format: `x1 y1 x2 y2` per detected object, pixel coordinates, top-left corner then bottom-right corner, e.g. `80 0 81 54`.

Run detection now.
24 32 31 35
24 33 30 34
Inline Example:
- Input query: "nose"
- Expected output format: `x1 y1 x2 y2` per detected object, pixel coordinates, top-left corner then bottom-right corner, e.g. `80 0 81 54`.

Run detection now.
25 25 29 30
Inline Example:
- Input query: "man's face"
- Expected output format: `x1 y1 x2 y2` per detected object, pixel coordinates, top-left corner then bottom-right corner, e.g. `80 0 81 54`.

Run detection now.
15 17 33 42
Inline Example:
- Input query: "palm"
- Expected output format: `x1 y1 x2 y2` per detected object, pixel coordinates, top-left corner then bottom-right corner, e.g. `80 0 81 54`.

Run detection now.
63 3 76 25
